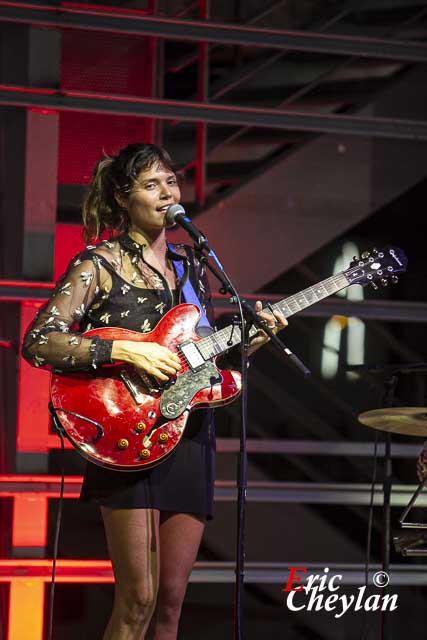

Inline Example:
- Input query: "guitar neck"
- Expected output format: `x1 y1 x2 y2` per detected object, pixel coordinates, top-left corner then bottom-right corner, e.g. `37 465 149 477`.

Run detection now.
196 271 350 360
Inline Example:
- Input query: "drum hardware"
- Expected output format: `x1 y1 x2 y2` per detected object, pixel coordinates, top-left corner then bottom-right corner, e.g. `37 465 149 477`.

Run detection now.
358 407 427 437
359 401 427 559
356 363 427 639
392 525 427 556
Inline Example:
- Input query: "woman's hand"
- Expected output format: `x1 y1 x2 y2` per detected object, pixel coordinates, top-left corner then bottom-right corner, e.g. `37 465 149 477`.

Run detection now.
247 301 288 357
112 340 181 382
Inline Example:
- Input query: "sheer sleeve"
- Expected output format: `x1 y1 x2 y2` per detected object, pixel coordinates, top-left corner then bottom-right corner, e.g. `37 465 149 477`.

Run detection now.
21 253 113 372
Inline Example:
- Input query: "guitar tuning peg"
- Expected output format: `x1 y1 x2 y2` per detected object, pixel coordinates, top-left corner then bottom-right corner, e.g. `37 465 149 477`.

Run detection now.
381 278 389 287
353 256 358 261
391 275 399 284
371 281 379 290
361 251 370 259
372 247 378 254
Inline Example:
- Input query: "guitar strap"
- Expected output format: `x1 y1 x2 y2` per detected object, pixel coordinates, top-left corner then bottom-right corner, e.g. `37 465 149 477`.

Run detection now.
168 244 211 329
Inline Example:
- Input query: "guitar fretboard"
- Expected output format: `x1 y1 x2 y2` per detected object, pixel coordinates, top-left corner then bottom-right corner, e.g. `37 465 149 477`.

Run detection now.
196 272 349 361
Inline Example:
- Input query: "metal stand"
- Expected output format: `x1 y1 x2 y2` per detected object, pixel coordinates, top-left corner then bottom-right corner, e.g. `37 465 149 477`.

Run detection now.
194 245 310 640
356 364 427 639
392 477 427 557
379 375 398 640
399 477 427 530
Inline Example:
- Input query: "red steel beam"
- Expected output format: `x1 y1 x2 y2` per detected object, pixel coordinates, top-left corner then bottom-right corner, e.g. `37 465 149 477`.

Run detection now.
0 2 427 62
0 475 83 498
195 0 209 208
144 0 158 144
0 559 114 583
0 83 426 140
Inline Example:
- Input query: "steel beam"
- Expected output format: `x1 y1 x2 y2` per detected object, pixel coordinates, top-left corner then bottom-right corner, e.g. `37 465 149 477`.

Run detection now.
363 0 427 9
1 558 427 585
191 562 427 585
2 281 427 322
195 0 209 208
212 296 427 324
215 482 427 507
0 85 426 140
216 439 422 458
0 476 425 507
1 3 427 62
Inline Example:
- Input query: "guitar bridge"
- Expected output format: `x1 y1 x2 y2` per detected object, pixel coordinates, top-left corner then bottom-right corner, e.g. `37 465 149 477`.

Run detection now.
139 371 160 395
119 371 146 405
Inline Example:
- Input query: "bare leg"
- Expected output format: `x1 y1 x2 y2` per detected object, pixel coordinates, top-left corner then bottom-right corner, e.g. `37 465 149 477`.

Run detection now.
147 512 205 640
101 507 160 640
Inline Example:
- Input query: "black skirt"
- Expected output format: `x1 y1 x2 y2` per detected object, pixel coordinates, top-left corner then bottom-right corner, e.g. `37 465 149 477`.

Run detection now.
80 409 216 520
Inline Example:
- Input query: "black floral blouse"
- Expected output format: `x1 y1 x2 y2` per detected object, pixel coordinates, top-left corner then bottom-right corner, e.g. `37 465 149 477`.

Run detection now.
21 233 240 518
22 233 214 371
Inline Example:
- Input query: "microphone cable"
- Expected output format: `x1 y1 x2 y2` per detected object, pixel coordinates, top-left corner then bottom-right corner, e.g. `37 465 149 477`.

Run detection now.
47 405 66 640
46 402 105 638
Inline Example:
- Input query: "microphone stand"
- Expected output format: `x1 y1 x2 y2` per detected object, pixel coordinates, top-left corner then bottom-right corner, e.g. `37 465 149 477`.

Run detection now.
379 374 398 640
193 243 311 640
351 363 406 640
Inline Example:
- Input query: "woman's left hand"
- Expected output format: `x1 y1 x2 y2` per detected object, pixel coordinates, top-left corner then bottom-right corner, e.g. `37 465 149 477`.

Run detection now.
247 301 288 357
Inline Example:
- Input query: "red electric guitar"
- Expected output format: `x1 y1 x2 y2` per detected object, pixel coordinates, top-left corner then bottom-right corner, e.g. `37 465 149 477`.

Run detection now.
50 246 407 471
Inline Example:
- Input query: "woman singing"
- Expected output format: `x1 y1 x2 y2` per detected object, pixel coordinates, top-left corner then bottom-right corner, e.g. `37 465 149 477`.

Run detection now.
22 142 287 639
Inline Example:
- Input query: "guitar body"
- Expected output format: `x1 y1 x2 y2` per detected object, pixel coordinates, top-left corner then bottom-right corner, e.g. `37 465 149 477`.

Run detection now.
50 304 241 471
49 244 408 472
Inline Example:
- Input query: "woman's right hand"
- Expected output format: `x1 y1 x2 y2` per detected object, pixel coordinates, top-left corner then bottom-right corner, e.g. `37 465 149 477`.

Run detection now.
111 340 182 382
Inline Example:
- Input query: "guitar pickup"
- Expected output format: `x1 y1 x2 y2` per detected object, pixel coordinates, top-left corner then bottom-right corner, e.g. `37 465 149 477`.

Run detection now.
178 341 205 370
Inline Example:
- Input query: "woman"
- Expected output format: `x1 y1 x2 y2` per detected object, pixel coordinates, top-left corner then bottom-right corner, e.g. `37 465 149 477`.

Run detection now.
22 142 287 639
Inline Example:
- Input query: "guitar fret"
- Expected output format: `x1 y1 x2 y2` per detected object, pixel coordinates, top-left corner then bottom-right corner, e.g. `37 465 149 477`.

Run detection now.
197 270 353 359
333 273 349 290
286 296 300 315
302 287 316 305
294 292 310 310
323 278 337 294
314 283 328 297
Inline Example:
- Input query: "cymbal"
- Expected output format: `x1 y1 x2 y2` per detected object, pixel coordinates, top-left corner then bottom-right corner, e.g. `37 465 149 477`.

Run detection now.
358 407 427 437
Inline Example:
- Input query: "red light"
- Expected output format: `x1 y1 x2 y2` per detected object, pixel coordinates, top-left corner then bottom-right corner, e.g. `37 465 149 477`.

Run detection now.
12 495 48 547
61 1 150 16
29 108 58 116
8 581 44 640
0 559 113 583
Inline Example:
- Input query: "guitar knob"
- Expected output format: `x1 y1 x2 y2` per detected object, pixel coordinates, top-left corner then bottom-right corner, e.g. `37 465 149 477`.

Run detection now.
372 247 378 254
117 439 129 450
135 422 146 433
139 449 151 459
381 278 389 287
158 433 169 443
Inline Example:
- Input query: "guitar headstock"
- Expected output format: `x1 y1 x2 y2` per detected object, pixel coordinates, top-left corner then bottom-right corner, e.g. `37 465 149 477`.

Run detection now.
344 246 407 289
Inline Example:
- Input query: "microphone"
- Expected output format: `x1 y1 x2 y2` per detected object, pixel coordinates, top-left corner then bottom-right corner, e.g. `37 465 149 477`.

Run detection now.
165 204 211 252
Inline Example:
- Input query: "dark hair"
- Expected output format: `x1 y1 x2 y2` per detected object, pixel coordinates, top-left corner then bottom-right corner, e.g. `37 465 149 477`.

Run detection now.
82 142 177 242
